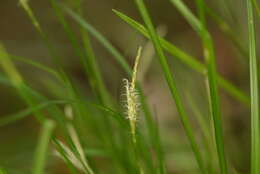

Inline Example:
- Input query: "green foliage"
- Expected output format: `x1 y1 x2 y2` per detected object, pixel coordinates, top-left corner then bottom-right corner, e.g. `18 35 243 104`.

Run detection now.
0 0 259 173
247 0 260 173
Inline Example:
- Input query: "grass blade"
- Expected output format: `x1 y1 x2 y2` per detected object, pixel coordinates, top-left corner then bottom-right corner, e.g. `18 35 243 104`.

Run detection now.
133 0 206 172
0 168 7 174
0 101 66 127
62 5 131 75
247 0 260 173
32 119 56 174
50 0 112 107
252 0 260 20
19 0 61 66
168 0 228 173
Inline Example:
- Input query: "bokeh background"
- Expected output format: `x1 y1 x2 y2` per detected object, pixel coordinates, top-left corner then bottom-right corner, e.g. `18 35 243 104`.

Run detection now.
0 0 258 173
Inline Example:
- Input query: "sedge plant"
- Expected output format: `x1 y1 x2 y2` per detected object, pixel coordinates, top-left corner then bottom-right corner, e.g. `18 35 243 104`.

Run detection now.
0 0 259 174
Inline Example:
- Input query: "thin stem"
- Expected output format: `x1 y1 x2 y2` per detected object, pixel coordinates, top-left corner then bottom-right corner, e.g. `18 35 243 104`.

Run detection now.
247 0 260 173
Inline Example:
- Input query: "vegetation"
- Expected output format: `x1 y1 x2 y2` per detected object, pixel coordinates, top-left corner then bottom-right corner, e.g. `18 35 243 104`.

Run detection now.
0 0 258 173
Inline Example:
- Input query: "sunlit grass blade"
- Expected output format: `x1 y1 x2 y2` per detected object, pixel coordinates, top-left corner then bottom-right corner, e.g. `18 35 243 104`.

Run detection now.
32 119 55 174
247 0 260 173
168 0 228 173
133 0 206 172
112 9 250 106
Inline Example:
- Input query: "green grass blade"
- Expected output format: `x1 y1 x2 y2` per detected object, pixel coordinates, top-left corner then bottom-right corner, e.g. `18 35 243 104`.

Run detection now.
0 100 66 127
19 0 61 66
133 0 206 172
53 139 81 174
205 6 248 59
50 0 112 107
0 44 23 86
10 54 60 79
168 0 228 173
32 119 56 174
0 73 12 86
0 43 78 154
139 90 166 173
0 168 7 174
247 0 260 173
252 0 260 20
186 93 217 173
62 5 131 75
0 43 46 121
112 9 250 106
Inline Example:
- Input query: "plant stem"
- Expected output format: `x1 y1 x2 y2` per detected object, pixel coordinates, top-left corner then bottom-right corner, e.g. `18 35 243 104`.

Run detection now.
247 0 260 173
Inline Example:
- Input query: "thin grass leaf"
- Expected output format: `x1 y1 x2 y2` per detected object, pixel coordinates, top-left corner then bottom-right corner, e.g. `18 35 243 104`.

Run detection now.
62 4 131 75
168 0 228 173
53 138 81 174
247 0 260 173
205 6 248 59
32 119 55 174
186 93 216 173
112 9 250 106
50 0 112 108
0 44 23 86
10 55 60 80
252 0 260 20
0 43 46 122
0 100 67 127
133 0 206 173
19 0 61 66
139 90 166 173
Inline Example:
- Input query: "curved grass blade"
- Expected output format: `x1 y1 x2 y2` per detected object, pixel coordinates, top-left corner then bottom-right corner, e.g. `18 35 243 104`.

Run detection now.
247 0 260 173
0 100 66 127
61 5 131 75
11 55 60 79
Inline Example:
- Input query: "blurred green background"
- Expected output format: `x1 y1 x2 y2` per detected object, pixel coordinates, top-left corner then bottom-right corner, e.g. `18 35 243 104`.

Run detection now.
0 0 257 173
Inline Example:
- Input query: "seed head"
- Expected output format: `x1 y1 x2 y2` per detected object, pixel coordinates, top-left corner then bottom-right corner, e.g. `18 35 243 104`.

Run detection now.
124 47 142 142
